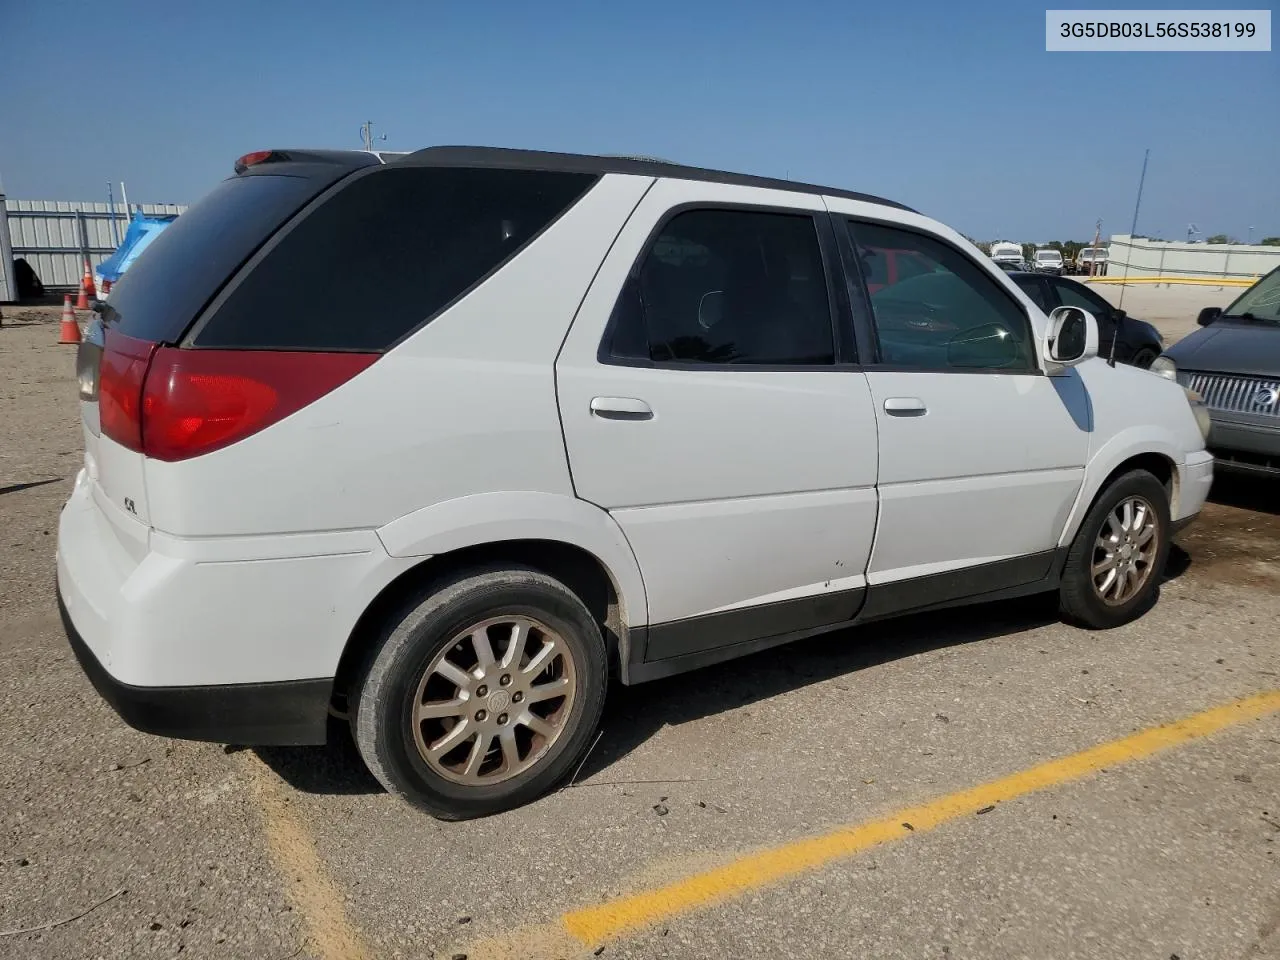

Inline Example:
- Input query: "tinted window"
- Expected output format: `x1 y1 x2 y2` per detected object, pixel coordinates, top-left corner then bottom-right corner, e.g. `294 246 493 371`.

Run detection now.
605 209 834 365
104 174 335 343
195 167 596 350
849 221 1036 371
1012 274 1051 312
1051 278 1112 317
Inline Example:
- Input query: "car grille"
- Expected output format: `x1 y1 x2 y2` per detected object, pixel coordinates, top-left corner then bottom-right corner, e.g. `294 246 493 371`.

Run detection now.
1181 371 1280 418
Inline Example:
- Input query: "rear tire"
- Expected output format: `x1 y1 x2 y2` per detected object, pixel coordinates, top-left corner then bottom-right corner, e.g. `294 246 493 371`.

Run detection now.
352 565 607 820
1059 469 1171 629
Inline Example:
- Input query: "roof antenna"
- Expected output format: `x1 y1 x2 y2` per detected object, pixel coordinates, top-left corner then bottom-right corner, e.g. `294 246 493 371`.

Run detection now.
1109 148 1149 368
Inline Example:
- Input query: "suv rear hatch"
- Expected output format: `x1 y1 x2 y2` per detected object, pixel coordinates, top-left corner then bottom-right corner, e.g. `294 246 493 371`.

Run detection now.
75 150 381 551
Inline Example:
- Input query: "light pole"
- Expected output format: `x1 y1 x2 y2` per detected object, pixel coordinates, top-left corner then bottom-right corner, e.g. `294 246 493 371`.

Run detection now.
359 121 388 152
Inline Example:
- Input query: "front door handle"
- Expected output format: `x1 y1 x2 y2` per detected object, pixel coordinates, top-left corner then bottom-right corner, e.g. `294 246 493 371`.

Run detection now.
590 397 653 421
884 397 927 416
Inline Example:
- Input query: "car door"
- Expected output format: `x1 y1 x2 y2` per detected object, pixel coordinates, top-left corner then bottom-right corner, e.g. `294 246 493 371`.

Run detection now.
555 180 879 664
1046 276 1124 361
830 212 1090 617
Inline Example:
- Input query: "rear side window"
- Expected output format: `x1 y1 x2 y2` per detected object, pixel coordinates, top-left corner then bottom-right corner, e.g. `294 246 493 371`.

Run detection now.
194 167 596 351
104 175 330 343
604 208 835 366
1012 274 1051 312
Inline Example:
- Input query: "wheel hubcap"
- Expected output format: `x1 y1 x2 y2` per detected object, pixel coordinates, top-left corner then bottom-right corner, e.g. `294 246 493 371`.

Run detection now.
411 615 577 785
1091 495 1159 606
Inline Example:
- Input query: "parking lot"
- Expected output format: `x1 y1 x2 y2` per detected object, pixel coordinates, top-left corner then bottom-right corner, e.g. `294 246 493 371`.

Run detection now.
2 283 1278 960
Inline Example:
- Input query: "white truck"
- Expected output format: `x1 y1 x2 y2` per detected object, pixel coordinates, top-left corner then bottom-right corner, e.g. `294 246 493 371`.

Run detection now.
989 241 1023 266
1076 246 1109 276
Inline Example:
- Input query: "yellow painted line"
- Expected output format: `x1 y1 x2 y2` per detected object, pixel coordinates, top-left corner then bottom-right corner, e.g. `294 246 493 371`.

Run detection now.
553 690 1280 948
1085 276 1257 286
241 754 372 960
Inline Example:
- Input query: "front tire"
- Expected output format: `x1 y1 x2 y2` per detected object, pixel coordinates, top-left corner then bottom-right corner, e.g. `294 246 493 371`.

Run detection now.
1059 470 1171 629
352 566 607 819
1130 347 1158 369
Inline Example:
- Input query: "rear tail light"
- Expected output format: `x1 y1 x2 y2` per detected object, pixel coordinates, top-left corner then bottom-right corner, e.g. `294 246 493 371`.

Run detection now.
99 331 158 452
97 330 377 461
142 349 377 461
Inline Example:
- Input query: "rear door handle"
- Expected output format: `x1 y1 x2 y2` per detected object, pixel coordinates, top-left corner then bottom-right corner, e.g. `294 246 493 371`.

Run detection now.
590 397 653 421
883 397 927 416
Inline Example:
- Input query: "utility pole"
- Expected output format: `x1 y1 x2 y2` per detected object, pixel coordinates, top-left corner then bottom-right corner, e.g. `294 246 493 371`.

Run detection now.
106 181 120 246
359 120 387 152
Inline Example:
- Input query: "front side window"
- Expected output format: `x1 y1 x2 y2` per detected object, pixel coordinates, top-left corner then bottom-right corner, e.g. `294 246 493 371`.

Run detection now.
604 208 835 365
849 221 1037 371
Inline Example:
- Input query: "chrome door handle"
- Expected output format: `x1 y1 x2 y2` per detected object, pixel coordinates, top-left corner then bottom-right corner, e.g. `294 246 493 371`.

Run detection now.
590 397 653 421
884 397 927 416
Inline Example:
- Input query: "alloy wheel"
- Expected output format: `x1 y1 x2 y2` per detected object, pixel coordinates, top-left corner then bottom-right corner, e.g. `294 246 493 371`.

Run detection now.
1091 495 1160 606
411 616 577 785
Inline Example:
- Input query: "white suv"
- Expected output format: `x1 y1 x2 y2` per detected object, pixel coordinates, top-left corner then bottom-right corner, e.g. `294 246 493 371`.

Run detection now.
1034 248 1065 275
59 147 1214 819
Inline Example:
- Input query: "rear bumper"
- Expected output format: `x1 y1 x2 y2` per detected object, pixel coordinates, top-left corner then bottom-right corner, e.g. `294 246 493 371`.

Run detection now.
54 469 417 744
58 588 331 744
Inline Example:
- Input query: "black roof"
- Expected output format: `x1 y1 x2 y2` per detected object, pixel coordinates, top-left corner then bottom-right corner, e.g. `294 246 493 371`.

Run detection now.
393 146 915 212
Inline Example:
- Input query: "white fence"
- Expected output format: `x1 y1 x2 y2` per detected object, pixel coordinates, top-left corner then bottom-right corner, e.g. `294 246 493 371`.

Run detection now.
1 194 186 300
1106 234 1280 282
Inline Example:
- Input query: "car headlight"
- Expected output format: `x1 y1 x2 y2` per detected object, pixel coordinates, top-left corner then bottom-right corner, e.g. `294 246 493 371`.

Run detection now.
1184 387 1212 442
1149 355 1177 381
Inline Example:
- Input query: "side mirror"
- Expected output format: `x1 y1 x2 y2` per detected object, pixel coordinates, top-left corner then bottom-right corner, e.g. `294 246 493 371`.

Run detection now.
947 323 1022 368
1044 306 1098 366
1197 306 1222 327
697 290 724 331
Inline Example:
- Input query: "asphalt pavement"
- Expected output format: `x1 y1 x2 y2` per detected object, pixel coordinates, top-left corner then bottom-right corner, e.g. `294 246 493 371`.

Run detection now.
1 302 1277 960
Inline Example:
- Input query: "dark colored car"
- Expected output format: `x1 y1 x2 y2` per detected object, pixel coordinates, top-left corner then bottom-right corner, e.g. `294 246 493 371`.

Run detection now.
1007 272 1164 367
1161 267 1280 475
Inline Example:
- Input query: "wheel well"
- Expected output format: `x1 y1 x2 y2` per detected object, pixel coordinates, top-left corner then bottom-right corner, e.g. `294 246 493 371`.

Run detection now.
1098 452 1177 511
332 540 626 712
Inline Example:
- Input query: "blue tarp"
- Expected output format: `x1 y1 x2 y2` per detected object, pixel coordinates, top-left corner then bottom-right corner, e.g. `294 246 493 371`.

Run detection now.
96 211 178 283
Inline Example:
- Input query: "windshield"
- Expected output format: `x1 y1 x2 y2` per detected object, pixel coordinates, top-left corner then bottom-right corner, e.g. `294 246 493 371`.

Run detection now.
1080 249 1105 260
1036 251 1060 260
1222 267 1280 323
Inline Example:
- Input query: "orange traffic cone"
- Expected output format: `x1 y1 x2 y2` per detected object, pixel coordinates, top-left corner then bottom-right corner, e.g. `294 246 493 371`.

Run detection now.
59 295 82 345
83 260 97 300
75 275 90 310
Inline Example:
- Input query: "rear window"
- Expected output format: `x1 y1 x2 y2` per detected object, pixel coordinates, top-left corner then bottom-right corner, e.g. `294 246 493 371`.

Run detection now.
104 174 331 343
192 166 597 351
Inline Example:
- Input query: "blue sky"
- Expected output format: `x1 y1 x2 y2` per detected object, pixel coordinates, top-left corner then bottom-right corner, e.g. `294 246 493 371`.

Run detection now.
1 0 1275 242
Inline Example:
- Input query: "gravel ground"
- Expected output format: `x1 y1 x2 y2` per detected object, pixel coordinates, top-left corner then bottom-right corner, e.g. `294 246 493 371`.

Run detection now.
1 294 1277 960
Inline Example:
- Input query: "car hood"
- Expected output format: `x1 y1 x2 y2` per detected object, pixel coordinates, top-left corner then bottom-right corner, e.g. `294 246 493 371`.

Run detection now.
1166 323 1280 377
